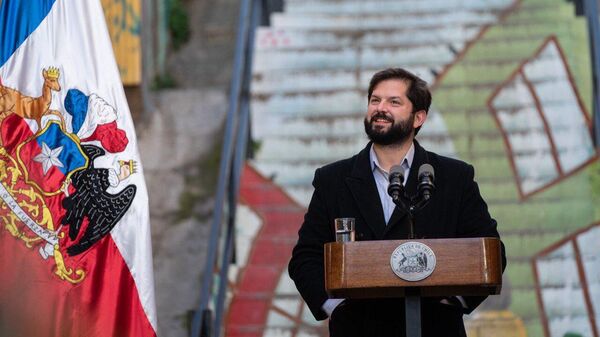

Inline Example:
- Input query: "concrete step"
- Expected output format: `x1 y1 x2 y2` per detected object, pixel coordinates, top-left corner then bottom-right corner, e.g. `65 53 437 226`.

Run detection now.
253 161 325 187
250 34 565 95
252 69 358 95
252 115 364 139
252 107 451 139
270 11 498 30
251 86 489 124
284 186 315 207
284 0 513 15
255 137 366 163
252 134 457 188
255 25 481 51
251 90 364 123
276 173 524 207
252 44 457 72
253 25 561 53
251 67 435 95
254 136 456 166
253 111 456 157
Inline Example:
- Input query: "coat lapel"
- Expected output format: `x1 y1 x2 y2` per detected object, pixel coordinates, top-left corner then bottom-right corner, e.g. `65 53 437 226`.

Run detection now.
344 143 387 239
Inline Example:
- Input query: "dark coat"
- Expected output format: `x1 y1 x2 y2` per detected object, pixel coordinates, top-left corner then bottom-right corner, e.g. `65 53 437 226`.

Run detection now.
288 141 506 337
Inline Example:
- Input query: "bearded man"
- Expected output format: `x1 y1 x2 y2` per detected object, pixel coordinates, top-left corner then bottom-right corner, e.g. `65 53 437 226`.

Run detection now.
288 68 506 337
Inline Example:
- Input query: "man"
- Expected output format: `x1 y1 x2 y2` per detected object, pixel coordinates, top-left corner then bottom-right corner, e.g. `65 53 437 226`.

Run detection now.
288 68 506 337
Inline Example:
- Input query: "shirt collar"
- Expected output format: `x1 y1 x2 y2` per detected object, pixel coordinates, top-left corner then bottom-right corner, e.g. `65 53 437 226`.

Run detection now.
369 142 415 173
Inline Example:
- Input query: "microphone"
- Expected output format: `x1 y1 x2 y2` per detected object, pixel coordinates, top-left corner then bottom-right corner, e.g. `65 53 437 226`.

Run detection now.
387 165 405 202
417 164 435 201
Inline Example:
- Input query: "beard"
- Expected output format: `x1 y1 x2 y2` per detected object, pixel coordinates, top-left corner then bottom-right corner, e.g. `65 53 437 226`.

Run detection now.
363 111 414 146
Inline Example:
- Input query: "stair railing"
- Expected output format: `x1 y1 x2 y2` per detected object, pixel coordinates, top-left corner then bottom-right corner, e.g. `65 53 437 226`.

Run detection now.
189 0 281 336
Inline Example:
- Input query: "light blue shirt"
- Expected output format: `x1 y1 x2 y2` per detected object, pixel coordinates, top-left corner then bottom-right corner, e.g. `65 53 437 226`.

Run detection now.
369 143 414 224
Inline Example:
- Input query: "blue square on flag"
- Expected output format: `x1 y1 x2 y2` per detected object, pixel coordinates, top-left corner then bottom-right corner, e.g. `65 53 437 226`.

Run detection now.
17 121 87 194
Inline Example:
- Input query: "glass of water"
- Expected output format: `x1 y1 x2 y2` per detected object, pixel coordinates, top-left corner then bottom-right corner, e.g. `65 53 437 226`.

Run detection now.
335 218 355 243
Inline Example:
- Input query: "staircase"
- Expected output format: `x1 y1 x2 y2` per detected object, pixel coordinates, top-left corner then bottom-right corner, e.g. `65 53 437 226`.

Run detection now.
227 0 600 336
250 0 515 206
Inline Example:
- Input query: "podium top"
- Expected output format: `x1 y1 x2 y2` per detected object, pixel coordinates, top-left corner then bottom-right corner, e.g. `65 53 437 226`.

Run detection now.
324 237 502 299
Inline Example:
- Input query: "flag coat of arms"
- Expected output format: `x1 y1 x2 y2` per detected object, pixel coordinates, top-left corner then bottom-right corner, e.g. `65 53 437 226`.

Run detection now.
0 1 157 336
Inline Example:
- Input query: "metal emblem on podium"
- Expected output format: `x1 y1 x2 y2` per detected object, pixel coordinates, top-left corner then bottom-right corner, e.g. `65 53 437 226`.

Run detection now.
390 242 436 281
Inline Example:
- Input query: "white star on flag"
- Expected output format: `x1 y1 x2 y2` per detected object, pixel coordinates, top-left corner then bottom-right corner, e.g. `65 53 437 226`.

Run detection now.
33 142 64 175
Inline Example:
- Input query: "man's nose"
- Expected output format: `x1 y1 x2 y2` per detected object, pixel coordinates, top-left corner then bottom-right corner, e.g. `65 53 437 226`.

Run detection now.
377 100 389 111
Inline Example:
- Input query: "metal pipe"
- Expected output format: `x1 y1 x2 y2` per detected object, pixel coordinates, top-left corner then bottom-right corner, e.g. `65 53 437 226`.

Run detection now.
190 0 253 335
140 0 156 117
212 0 261 334
583 0 600 147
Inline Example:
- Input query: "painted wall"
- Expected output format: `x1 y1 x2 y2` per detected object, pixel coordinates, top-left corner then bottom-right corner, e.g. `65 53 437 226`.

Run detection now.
101 0 141 85
231 0 600 336
432 1 599 335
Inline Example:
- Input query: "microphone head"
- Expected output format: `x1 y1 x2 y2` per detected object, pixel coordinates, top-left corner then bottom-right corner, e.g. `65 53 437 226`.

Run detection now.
418 164 434 180
390 165 404 175
390 165 405 182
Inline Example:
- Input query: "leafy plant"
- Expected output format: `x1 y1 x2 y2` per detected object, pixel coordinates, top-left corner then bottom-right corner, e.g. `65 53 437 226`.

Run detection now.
168 0 190 50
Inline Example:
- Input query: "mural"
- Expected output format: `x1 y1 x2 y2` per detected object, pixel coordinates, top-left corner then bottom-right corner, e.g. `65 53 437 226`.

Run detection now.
228 0 600 336
488 37 596 199
533 223 600 337
433 1 598 335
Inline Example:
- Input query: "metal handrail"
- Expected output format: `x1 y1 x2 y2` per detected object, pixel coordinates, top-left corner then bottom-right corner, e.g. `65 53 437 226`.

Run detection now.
190 0 279 336
581 0 600 146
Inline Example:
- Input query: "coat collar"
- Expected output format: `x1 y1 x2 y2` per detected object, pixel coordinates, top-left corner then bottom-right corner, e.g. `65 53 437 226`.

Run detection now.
343 140 430 239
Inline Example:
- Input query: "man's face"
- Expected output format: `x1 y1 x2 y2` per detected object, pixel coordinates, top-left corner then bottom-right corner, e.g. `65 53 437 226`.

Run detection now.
364 79 416 146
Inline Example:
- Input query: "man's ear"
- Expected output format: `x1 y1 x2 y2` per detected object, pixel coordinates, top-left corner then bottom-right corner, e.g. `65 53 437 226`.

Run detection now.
413 110 427 129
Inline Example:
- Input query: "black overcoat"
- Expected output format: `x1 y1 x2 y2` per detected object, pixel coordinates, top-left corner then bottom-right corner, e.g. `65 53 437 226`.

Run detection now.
288 141 506 337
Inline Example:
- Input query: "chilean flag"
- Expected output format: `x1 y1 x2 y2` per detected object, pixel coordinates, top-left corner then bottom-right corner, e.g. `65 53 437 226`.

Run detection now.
0 1 157 336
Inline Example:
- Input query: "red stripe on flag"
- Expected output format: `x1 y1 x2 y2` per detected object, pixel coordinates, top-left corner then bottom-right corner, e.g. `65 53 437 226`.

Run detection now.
0 232 156 337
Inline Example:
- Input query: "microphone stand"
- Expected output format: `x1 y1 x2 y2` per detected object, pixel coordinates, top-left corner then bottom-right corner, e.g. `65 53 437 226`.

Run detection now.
391 187 432 337
392 189 429 240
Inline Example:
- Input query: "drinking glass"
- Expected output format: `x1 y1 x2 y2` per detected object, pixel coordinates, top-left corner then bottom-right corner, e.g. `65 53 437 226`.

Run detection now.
335 218 355 243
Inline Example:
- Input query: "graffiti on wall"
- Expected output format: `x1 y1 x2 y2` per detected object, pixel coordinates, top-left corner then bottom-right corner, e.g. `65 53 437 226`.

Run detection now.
101 0 141 85
234 0 600 336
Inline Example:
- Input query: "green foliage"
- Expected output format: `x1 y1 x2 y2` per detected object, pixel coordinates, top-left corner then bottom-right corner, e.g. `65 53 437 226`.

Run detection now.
152 73 177 90
563 333 583 337
169 0 190 50
250 139 262 158
176 134 222 222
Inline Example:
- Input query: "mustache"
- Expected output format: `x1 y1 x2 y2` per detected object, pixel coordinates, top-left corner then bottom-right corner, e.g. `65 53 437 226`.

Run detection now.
370 111 394 123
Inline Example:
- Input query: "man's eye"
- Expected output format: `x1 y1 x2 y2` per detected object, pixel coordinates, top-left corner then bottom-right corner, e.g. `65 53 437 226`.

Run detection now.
391 100 400 105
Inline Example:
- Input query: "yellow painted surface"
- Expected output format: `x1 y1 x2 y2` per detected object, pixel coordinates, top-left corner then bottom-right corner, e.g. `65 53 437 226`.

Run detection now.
101 0 141 85
466 310 527 337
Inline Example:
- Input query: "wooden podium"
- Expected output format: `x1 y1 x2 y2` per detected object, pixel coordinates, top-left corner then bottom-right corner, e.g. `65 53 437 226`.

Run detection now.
324 238 503 336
